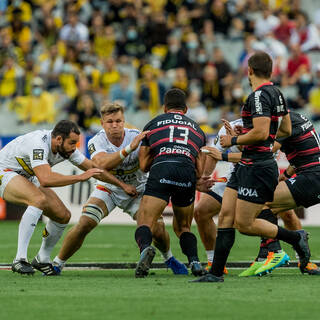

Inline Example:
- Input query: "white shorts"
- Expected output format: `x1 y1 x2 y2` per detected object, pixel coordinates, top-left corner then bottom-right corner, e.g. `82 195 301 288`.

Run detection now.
90 183 145 219
0 169 40 198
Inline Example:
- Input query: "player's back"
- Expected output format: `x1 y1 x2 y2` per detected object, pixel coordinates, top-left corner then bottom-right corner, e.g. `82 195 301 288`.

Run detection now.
143 112 206 167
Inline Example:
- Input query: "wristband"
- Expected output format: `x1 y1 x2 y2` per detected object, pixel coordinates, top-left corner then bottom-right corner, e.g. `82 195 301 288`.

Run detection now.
283 170 291 178
120 145 133 160
221 153 228 162
231 136 238 146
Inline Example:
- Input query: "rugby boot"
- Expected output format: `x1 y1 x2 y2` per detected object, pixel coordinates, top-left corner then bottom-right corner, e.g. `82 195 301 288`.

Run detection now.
135 246 156 278
298 262 320 275
238 260 264 277
12 259 35 275
190 261 205 276
31 255 61 276
254 251 290 276
165 256 188 275
190 273 224 283
292 230 311 273
205 261 228 275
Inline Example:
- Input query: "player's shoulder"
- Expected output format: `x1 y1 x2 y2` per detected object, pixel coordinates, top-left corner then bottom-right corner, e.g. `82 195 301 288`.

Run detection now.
125 127 141 136
230 118 243 127
89 129 106 143
26 130 51 147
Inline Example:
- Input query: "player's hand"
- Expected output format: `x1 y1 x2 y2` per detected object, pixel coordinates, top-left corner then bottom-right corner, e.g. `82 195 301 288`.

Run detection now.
201 147 222 160
278 173 287 182
121 183 138 197
196 176 215 192
220 135 232 148
79 168 104 181
221 119 235 136
130 131 150 151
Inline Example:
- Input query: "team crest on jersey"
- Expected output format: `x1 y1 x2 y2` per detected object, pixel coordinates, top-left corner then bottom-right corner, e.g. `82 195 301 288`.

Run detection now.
33 149 44 160
214 136 219 145
88 143 96 155
0 175 3 186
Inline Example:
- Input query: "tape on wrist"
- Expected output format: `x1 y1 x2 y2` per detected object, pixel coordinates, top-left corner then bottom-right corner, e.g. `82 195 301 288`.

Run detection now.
221 153 228 162
231 136 238 146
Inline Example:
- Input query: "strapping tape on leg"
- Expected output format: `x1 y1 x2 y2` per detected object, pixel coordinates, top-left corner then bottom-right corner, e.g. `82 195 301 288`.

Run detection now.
82 204 104 224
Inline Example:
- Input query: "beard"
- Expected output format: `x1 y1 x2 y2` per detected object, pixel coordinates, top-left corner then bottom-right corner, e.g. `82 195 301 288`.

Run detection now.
58 144 72 159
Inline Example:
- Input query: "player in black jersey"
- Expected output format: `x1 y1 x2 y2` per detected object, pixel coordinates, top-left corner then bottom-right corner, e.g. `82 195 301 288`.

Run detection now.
194 51 311 283
134 88 212 278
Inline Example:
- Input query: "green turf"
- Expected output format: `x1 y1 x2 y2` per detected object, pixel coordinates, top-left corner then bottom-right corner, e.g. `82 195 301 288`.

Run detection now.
1 221 320 320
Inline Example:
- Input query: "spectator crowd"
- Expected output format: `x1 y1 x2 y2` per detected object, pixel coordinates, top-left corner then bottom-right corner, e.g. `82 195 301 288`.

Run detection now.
1 0 320 133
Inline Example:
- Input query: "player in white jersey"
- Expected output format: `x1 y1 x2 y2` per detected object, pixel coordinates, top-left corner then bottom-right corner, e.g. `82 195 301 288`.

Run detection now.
0 120 135 275
194 119 243 271
53 103 188 275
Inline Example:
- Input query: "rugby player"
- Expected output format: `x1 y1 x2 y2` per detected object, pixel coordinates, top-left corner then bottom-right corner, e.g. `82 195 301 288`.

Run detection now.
194 118 243 273
134 88 212 278
53 103 188 275
0 120 133 275
194 51 310 283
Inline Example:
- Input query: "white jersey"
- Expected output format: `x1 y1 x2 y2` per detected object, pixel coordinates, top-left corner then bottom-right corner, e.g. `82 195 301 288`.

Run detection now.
0 130 85 178
88 128 147 192
210 119 243 178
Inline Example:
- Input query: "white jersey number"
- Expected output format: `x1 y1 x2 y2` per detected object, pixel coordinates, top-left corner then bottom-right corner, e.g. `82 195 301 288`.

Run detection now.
169 126 189 145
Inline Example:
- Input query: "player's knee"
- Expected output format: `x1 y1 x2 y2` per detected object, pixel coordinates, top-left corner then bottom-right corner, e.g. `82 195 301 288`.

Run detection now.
61 208 71 224
194 208 208 224
30 192 47 210
234 218 251 234
76 218 96 236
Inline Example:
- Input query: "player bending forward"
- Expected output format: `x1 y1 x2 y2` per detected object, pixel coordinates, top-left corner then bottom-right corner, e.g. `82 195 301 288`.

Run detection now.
53 103 188 275
0 120 128 275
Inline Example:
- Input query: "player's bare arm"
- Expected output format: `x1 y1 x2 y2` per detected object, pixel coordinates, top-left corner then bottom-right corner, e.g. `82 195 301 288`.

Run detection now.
196 153 214 192
138 145 153 172
77 158 138 197
33 164 103 187
220 117 270 148
92 131 149 170
276 113 292 139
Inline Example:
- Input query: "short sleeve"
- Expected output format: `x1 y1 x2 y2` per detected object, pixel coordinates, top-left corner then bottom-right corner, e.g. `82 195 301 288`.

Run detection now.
69 149 86 166
87 137 108 159
29 140 50 169
249 90 271 118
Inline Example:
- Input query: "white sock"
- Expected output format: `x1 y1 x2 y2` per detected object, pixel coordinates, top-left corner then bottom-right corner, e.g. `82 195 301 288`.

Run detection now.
15 206 43 261
53 256 66 269
37 220 67 263
206 250 214 263
162 249 173 262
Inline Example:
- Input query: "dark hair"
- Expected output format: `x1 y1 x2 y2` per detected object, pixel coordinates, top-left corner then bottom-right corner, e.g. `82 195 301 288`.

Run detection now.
164 88 186 111
52 120 80 139
248 51 273 79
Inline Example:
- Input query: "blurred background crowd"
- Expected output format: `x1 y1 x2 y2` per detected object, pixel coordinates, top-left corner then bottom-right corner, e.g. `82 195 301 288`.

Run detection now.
0 0 320 135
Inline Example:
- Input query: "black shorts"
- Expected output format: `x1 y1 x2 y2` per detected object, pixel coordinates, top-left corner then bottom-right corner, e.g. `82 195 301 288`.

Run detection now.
144 161 196 207
285 170 320 208
207 191 222 204
227 160 279 204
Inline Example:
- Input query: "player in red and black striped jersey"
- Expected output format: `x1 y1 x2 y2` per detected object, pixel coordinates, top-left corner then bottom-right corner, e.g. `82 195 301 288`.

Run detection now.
194 51 311 283
134 88 212 278
270 111 320 213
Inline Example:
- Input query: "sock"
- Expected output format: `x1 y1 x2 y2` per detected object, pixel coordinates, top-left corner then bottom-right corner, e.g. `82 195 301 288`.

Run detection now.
53 256 66 269
257 209 282 254
15 206 43 261
256 238 269 261
179 232 199 264
135 225 152 253
210 228 235 277
37 220 67 263
276 226 300 246
161 249 173 262
206 250 214 263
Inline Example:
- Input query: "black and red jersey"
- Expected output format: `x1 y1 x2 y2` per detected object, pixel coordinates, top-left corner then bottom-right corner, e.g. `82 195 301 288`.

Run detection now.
241 82 288 163
141 111 206 168
278 112 320 173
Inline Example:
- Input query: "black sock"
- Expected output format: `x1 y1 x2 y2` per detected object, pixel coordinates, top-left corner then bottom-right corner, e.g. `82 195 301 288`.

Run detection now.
257 238 269 260
135 225 152 253
257 209 282 254
210 228 235 277
276 226 300 245
268 239 282 252
179 232 199 264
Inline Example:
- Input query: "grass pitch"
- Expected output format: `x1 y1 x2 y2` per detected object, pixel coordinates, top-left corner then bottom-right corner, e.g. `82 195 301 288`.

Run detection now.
1 221 320 320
